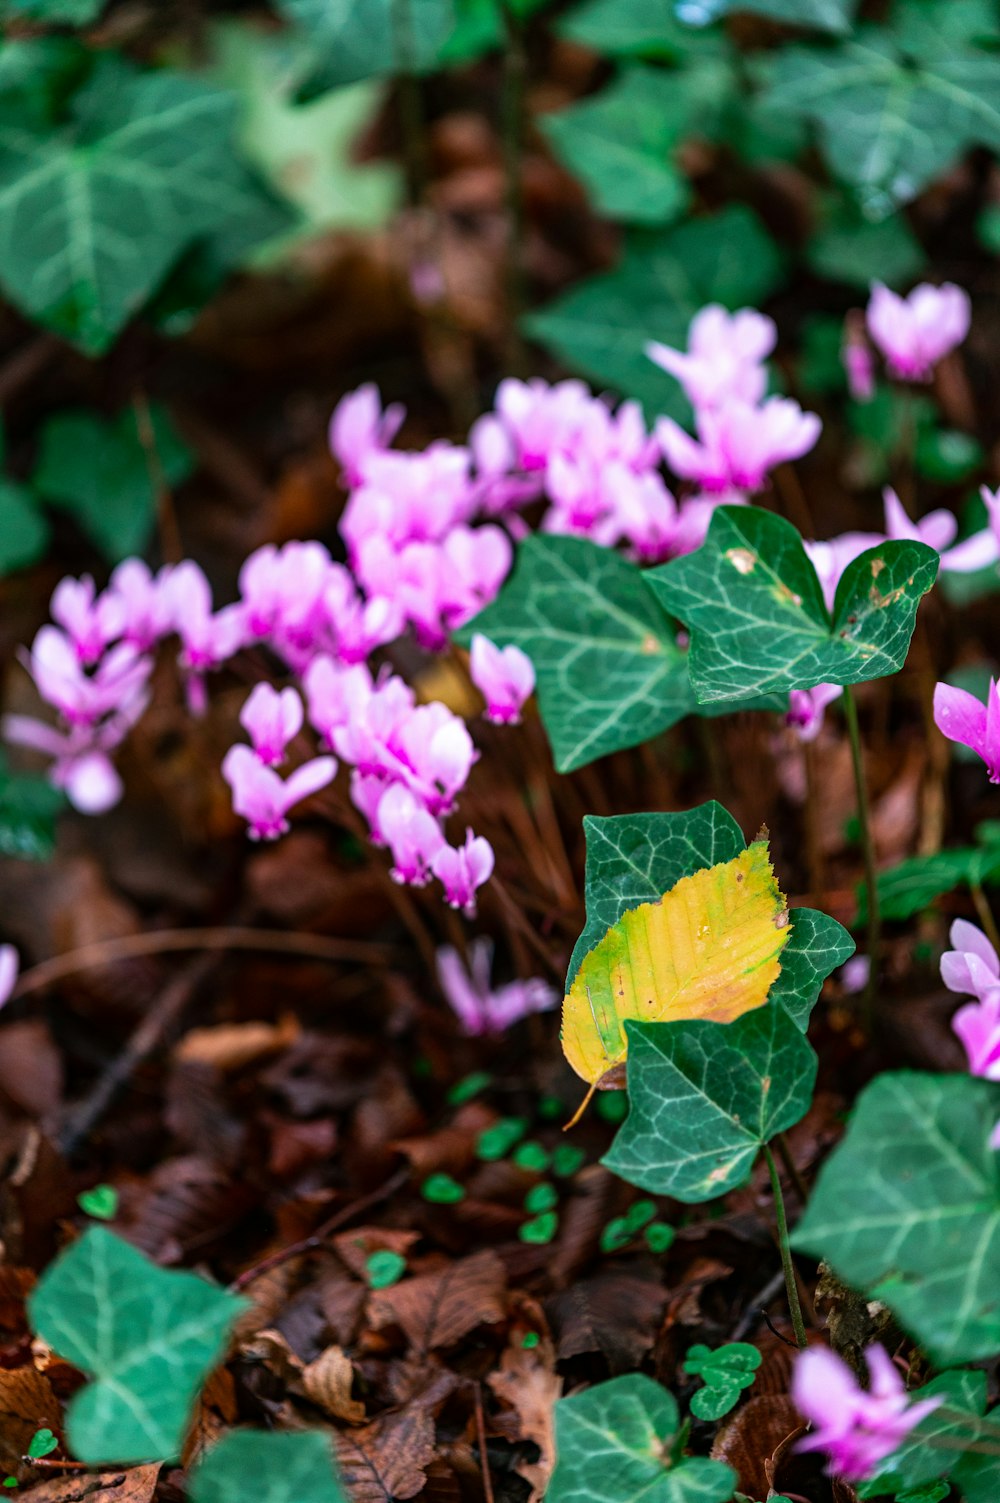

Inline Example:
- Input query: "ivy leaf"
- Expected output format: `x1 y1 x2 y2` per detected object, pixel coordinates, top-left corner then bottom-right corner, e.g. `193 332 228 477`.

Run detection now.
806 193 924 289
548 1374 736 1503
0 57 272 353
648 507 939 704
568 802 745 984
275 0 457 98
523 205 784 417
190 1432 347 1503
564 841 790 1089
568 803 853 1026
703 0 855 30
540 66 691 225
793 1072 1000 1366
34 405 193 562
603 1002 817 1200
557 0 710 60
5 0 103 20
683 1343 761 1421
0 480 50 576
28 1226 247 1463
757 29 1000 217
0 754 63 861
457 535 694 772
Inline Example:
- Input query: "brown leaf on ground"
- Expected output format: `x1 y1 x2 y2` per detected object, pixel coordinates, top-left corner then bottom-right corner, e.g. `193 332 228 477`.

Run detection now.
20 1467 160 1503
333 1226 420 1281
546 1271 667 1374
181 1367 238 1468
712 1394 803 1499
333 1406 436 1503
0 1129 76 1269
173 1014 300 1072
115 1155 256 1263
300 1345 365 1423
368 1250 506 1353
487 1338 562 1503
0 1366 62 1479
390 1102 495 1178
0 1023 63 1116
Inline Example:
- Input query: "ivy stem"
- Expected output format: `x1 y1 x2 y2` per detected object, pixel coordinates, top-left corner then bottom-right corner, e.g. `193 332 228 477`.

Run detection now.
843 684 880 1013
763 1143 808 1350
971 881 1000 954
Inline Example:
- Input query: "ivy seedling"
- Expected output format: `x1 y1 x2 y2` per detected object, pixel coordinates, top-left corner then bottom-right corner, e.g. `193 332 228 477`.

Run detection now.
683 1343 761 1420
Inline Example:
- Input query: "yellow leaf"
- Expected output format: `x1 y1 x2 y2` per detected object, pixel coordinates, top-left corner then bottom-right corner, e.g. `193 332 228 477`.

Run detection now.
561 841 790 1088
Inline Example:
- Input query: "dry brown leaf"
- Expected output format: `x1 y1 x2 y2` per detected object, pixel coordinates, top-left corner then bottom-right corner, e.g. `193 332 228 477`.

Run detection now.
333 1226 420 1281
333 1406 435 1503
0 1366 62 1479
300 1345 365 1424
20 1467 160 1503
368 1250 506 1353
487 1339 562 1503
181 1367 238 1468
174 1014 300 1071
711 1394 803 1500
546 1272 667 1374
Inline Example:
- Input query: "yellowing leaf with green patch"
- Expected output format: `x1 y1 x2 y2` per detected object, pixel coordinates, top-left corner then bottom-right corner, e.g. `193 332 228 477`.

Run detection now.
562 841 790 1088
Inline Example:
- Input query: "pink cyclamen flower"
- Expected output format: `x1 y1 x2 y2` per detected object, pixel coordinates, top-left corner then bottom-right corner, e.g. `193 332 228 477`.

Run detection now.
107 559 173 652
882 487 999 574
436 938 557 1035
3 715 125 814
785 683 843 742
941 918 999 1002
646 305 776 409
239 684 304 768
50 576 124 666
23 628 151 729
469 635 535 725
376 782 445 886
0 944 18 1009
431 830 495 916
866 281 971 381
329 384 405 488
793 1344 942 1483
221 743 336 840
933 678 1000 783
656 397 821 494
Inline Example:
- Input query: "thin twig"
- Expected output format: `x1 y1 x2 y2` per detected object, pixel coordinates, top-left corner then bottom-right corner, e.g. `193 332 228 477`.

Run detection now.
971 882 1000 954
230 1166 410 1292
473 1381 497 1503
843 685 880 1018
14 926 398 999
763 1143 808 1350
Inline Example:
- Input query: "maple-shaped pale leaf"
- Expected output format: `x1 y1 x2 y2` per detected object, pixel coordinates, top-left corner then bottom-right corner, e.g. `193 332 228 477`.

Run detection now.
562 841 790 1089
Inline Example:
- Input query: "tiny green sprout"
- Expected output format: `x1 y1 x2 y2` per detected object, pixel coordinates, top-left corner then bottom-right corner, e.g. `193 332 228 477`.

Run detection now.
26 1432 58 1461
513 1140 551 1172
3 1479 18 1488
421 1173 465 1204
477 1117 528 1161
524 1182 558 1213
412 1056 432 1079
77 1185 118 1221
519 1211 559 1244
600 1217 632 1254
539 1095 564 1121
364 1250 406 1289
684 1343 761 1421
596 1092 628 1125
551 1143 585 1178
447 1071 492 1105
623 1199 656 1233
645 1222 675 1254
522 1331 540 1349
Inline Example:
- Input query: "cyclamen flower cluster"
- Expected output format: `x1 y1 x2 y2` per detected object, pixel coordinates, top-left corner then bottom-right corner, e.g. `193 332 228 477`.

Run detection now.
933 672 1000 785
942 921 1000 1114
792 1343 941 1481
436 938 557 1035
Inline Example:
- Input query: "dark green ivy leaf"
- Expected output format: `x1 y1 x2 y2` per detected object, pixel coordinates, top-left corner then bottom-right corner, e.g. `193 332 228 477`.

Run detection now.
28 1227 247 1462
648 506 938 703
548 1374 736 1503
457 535 695 772
604 1003 817 1200
275 0 457 98
793 1072 1000 1366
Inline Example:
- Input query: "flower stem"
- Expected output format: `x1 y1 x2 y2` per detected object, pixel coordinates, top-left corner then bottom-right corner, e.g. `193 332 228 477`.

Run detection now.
501 2 527 372
764 1143 808 1349
843 684 880 1013
971 881 1000 954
